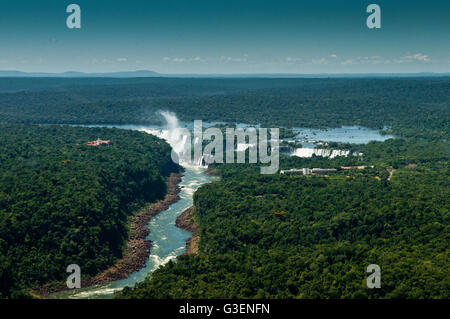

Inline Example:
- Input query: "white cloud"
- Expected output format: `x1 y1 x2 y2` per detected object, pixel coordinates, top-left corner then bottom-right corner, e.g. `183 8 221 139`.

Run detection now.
220 55 247 63
392 53 431 64
162 55 249 64
162 56 206 63
341 56 384 65
338 54 431 66
116 58 128 62
285 56 302 64
341 59 355 65
361 56 383 64
404 53 430 62
312 58 329 65
329 54 338 59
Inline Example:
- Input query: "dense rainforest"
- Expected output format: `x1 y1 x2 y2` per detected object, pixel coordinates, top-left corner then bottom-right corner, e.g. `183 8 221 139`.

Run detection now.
0 77 448 299
118 136 449 299
113 76 448 299
0 124 179 298
0 77 448 139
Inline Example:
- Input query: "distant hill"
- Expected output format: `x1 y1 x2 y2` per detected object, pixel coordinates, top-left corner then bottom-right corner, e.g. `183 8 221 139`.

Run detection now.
0 70 449 78
0 70 161 78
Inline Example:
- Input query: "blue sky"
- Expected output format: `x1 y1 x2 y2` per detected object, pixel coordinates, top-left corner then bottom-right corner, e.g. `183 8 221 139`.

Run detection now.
0 0 449 74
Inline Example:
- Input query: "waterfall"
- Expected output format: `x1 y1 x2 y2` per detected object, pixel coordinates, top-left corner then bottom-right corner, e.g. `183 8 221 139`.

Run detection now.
157 111 189 157
142 111 208 167
196 154 215 167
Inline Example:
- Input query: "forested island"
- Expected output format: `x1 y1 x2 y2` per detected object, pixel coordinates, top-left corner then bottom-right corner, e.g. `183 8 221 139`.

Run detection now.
0 124 180 298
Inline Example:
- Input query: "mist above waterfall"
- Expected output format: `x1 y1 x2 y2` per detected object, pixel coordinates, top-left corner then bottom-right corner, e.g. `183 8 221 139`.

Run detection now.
157 111 192 165
159 111 180 141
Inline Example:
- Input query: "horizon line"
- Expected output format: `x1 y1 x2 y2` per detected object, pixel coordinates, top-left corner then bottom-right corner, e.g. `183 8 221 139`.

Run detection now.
1 69 450 78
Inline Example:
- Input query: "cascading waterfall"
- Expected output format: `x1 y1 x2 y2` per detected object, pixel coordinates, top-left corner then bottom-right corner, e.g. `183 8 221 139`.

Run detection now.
150 111 212 168
159 111 188 155
142 111 196 166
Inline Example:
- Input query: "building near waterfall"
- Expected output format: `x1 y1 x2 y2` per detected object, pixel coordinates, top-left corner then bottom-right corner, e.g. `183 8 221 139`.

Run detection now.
280 169 303 175
280 167 336 176
87 138 110 146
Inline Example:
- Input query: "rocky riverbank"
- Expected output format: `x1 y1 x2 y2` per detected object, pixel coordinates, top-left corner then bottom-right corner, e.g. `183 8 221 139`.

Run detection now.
176 206 199 255
90 172 183 284
34 172 183 298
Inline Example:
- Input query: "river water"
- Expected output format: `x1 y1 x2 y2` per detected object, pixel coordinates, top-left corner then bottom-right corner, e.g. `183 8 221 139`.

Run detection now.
293 125 394 144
